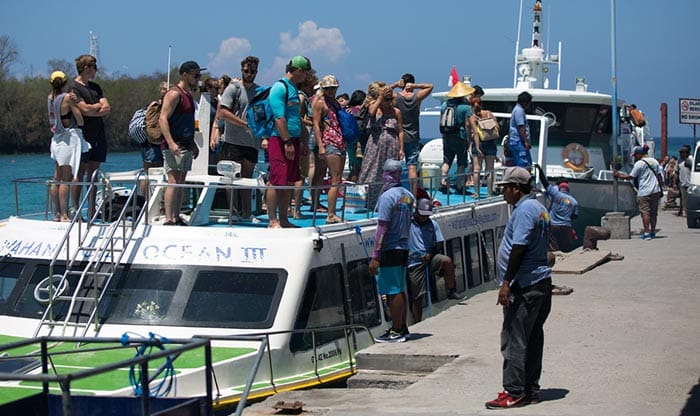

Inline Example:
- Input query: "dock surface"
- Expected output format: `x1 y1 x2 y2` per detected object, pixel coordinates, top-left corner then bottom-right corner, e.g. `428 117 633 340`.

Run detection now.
247 210 700 415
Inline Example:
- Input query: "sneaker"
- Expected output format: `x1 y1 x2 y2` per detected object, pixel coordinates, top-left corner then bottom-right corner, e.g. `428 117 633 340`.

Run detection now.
640 232 650 240
375 328 406 343
447 289 461 300
649 231 656 239
485 391 525 409
525 392 540 404
401 326 411 340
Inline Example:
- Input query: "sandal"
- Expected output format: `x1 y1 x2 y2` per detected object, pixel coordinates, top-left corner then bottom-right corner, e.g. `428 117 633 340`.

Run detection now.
325 216 344 224
552 285 573 295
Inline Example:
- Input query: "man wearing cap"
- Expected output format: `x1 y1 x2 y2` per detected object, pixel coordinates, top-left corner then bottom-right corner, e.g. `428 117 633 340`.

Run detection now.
371 159 414 343
71 54 111 217
613 145 663 240
266 55 311 228
407 198 460 323
508 91 533 168
159 60 203 225
439 81 473 194
535 164 579 252
486 166 552 409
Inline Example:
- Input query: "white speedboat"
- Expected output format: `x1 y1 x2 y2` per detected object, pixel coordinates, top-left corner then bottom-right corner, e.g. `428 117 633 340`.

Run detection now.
0 95 516 415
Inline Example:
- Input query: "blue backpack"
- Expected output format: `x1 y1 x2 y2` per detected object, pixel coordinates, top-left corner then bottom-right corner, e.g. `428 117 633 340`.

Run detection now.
246 80 288 139
337 109 360 144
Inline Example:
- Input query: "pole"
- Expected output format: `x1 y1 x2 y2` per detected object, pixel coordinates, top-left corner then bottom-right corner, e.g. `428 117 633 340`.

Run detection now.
660 103 668 158
610 0 619 212
513 0 524 87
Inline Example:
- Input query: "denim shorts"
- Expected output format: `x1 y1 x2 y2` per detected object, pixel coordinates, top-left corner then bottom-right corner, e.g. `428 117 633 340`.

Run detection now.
404 142 420 166
141 143 163 163
324 143 346 157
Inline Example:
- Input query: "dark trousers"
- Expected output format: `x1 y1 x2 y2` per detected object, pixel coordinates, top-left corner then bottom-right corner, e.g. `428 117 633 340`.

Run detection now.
501 278 552 397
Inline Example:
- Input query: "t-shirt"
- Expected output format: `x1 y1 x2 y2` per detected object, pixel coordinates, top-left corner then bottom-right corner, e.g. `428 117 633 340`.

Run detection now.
376 186 415 252
270 78 302 138
395 93 420 144
509 103 529 143
546 184 579 227
408 218 444 267
629 157 662 197
220 81 258 149
440 99 471 140
497 195 551 288
70 80 106 145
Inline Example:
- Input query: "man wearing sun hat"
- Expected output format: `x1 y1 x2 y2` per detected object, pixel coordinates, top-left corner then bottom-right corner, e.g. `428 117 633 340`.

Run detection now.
438 81 474 194
266 55 312 228
486 166 552 409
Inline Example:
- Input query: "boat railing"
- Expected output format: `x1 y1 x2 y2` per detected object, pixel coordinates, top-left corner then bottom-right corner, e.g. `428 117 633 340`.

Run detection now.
0 323 374 416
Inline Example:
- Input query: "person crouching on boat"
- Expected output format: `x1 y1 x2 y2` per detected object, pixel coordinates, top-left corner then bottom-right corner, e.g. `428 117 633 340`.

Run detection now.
508 92 533 168
48 70 90 222
370 159 414 343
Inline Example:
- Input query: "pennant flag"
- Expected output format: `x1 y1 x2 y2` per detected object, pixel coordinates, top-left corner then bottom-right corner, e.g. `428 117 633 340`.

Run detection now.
448 66 459 87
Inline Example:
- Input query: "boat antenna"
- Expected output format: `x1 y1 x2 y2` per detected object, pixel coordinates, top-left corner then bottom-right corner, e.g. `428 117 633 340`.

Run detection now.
513 0 524 88
167 45 172 88
89 31 99 78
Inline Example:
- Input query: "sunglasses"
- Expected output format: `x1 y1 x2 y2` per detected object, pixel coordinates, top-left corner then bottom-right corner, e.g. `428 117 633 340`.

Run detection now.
243 69 257 74
189 72 201 79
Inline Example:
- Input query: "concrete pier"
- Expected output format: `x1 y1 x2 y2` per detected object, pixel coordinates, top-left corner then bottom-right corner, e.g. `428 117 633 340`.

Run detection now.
247 209 700 415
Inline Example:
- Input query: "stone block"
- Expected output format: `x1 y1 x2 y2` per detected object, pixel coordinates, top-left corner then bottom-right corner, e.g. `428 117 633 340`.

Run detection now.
600 211 630 239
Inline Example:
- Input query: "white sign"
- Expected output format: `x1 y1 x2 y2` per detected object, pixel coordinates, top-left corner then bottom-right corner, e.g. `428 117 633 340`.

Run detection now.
679 98 700 124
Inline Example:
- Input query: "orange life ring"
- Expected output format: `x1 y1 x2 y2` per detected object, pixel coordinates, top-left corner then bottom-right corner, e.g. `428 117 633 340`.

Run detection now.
561 143 589 172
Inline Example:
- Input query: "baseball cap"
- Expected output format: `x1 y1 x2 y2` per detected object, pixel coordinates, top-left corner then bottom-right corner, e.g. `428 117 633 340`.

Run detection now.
383 159 403 172
416 198 433 216
319 74 339 88
50 71 66 83
179 61 206 74
495 167 532 186
290 55 312 71
558 181 570 192
630 145 645 156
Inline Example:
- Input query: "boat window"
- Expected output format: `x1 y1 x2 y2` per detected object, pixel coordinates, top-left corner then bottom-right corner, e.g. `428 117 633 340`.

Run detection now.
563 106 597 134
346 259 381 328
481 230 496 282
0 262 22 308
100 268 180 325
291 263 346 352
13 264 68 318
445 238 466 293
465 234 482 288
181 268 284 328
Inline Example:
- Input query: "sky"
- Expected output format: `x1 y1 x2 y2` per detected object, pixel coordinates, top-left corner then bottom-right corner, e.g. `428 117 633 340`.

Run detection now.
2 0 698 138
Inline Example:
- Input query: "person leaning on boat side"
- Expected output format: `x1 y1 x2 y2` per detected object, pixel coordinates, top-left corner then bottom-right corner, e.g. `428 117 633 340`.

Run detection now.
47 70 90 222
438 81 473 194
392 73 434 196
159 60 203 226
485 166 552 409
70 54 111 218
407 198 460 323
509 91 533 168
613 145 663 240
370 159 415 343
534 164 579 252
678 145 692 217
214 56 261 221
266 55 312 229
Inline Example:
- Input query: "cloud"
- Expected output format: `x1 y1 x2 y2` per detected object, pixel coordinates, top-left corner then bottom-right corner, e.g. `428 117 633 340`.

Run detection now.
279 20 350 63
206 37 252 76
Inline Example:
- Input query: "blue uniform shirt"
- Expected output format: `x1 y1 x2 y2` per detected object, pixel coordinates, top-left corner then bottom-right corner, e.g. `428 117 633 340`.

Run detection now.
408 218 444 267
546 184 579 227
497 195 552 288
270 78 302 138
376 186 414 252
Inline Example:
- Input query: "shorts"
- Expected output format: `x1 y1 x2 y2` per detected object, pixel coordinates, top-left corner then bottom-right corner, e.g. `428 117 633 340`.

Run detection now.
82 137 108 163
268 136 300 186
404 142 420 166
442 136 468 167
141 143 163 164
509 138 532 167
407 254 450 303
324 143 346 157
480 139 498 156
221 142 258 165
637 193 660 216
163 148 194 173
376 249 408 296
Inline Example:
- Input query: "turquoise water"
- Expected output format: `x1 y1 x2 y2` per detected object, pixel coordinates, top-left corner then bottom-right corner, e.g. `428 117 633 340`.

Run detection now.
0 152 142 219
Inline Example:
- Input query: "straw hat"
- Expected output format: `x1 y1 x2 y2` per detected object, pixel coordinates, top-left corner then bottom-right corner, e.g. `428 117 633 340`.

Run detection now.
447 81 475 98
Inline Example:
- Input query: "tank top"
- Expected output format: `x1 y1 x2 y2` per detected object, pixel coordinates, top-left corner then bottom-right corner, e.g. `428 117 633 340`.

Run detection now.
168 85 196 146
395 93 420 144
47 93 75 135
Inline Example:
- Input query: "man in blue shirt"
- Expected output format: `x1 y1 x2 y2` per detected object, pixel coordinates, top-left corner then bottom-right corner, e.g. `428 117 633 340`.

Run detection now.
508 92 533 167
486 166 552 409
535 164 579 252
407 198 459 323
439 81 473 194
267 56 311 228
370 159 415 343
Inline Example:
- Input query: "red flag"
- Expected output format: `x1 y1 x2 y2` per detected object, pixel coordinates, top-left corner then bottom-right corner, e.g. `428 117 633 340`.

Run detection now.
448 66 459 87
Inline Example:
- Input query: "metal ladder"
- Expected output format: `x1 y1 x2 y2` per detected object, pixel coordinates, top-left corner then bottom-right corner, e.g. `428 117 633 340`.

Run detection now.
34 170 148 338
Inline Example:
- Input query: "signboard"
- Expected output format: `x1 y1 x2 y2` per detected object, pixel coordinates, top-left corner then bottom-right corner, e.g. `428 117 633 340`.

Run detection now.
679 98 700 124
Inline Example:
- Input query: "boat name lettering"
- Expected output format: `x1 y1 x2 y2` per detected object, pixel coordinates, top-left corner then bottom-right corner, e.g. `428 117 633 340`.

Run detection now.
448 212 498 231
3 239 58 258
241 247 267 263
311 347 342 363
141 244 266 264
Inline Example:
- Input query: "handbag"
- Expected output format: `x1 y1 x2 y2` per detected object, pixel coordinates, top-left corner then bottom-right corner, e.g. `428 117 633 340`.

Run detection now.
476 116 500 141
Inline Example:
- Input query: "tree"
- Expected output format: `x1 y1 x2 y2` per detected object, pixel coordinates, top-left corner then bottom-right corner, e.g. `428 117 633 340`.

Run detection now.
0 35 19 81
47 58 76 78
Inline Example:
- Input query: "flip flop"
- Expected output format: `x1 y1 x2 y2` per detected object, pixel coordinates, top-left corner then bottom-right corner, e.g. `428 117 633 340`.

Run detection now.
325 216 344 224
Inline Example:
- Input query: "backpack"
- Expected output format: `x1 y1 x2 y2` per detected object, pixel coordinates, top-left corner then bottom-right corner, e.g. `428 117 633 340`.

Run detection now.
439 101 460 134
355 106 370 144
476 115 500 141
246 80 288 139
144 100 163 145
337 109 360 144
128 107 148 145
